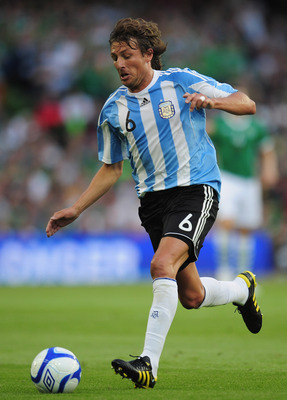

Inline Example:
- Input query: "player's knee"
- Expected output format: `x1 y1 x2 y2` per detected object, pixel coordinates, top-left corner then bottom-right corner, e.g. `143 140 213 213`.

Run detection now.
179 292 204 309
150 254 174 279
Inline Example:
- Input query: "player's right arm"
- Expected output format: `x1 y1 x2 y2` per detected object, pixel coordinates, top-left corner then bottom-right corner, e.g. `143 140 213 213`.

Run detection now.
183 91 256 116
46 161 123 237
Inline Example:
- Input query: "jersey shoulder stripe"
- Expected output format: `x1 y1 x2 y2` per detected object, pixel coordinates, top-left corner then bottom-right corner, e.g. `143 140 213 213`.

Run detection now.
98 86 127 125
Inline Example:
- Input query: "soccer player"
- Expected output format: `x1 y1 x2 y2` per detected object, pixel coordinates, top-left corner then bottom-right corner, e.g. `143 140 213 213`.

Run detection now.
209 110 278 279
46 18 262 389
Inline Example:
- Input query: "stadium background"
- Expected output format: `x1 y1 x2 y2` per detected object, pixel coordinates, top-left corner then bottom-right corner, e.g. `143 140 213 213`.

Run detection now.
0 0 287 284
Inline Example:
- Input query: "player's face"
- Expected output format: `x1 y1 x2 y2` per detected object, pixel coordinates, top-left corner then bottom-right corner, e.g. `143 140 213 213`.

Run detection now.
110 40 154 93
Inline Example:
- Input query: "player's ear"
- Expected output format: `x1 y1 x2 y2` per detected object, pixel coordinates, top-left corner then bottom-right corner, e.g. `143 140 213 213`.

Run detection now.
145 48 154 62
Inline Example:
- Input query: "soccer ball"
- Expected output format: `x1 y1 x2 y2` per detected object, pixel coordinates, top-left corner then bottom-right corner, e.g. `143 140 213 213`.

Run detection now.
31 347 81 393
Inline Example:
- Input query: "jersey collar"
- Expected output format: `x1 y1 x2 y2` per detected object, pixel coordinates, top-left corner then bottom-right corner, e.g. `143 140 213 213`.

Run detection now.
127 70 161 96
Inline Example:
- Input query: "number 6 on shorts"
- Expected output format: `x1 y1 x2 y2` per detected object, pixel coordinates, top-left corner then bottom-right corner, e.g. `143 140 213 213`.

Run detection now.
178 213 193 232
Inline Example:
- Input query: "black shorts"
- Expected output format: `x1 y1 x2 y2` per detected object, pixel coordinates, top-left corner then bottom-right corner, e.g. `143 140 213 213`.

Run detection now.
139 185 219 269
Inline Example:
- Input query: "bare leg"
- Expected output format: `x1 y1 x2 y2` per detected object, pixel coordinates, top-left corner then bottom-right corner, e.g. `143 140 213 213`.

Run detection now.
176 262 205 309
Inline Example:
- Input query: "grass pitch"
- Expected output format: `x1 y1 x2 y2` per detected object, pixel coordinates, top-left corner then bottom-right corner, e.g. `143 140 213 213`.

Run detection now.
1 276 287 399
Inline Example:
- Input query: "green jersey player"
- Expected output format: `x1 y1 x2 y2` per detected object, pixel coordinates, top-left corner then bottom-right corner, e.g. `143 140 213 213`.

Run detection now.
210 112 278 279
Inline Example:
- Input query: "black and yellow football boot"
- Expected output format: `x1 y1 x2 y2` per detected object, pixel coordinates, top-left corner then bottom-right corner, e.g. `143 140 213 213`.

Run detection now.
111 356 157 389
233 271 262 334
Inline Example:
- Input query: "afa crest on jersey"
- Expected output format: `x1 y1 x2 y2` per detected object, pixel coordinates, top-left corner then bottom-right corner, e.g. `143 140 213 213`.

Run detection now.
158 100 175 119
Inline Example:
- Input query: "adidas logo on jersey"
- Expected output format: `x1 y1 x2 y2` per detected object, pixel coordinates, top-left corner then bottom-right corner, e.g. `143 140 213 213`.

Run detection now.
140 97 150 107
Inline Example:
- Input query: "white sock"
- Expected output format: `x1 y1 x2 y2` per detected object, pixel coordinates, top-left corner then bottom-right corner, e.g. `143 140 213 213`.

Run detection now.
140 278 178 377
215 228 233 280
199 276 248 307
237 233 254 273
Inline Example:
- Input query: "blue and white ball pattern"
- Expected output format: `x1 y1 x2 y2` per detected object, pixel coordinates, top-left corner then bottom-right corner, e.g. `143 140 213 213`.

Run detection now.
31 347 81 393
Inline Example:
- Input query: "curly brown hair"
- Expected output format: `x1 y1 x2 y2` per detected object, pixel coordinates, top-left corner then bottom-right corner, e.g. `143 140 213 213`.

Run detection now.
109 18 167 70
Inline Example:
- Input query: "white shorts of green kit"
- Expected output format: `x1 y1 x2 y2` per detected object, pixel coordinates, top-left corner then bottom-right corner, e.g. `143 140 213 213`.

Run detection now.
217 171 263 230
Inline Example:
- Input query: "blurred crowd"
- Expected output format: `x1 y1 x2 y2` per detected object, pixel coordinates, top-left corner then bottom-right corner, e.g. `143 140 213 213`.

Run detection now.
1 0 287 266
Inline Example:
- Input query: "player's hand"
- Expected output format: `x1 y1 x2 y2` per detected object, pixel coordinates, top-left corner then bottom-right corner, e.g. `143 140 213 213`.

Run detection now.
183 92 214 112
46 207 79 237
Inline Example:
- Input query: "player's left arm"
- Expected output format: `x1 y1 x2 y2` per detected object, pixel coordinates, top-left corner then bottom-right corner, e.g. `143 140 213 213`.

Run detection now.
184 91 256 115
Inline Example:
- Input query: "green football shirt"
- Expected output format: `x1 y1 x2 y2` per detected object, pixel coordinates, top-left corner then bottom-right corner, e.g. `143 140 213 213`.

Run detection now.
210 114 272 178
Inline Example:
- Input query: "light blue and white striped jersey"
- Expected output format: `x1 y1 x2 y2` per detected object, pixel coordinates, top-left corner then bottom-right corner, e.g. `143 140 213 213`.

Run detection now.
97 67 237 198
